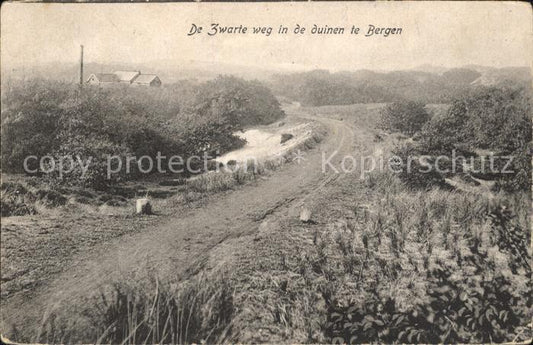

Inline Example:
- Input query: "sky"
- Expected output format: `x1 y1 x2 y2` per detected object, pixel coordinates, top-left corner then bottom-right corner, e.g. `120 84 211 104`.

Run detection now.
1 2 531 73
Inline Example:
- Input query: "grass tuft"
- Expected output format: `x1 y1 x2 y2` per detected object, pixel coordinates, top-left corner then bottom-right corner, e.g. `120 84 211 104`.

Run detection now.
36 273 235 344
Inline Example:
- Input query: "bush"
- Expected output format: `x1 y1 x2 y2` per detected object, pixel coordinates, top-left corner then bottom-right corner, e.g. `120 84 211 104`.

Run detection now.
1 182 29 195
192 75 285 128
0 185 37 216
158 178 186 187
418 85 532 191
391 142 447 190
35 189 67 207
0 197 37 217
104 198 126 207
327 270 528 343
379 101 430 135
1 80 67 173
73 196 97 205
2 76 284 188
0 181 79 216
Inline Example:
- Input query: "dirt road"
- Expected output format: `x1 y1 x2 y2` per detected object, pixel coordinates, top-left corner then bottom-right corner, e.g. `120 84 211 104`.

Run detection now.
1 105 358 336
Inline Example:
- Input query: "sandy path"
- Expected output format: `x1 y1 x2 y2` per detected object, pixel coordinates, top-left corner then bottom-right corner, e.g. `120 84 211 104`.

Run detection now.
1 105 355 337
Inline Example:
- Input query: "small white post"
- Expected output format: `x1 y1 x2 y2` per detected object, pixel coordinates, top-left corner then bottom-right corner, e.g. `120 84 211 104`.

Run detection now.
136 198 152 215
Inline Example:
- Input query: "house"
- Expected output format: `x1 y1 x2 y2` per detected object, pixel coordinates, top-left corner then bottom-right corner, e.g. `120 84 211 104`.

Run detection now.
86 70 161 87
114 70 141 83
86 73 119 85
131 74 162 87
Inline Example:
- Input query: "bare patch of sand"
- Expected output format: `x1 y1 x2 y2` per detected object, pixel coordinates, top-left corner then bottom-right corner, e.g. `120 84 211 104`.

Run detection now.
217 121 316 164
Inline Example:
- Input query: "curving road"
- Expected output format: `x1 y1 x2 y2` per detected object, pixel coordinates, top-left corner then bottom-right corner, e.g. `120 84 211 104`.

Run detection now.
1 104 357 338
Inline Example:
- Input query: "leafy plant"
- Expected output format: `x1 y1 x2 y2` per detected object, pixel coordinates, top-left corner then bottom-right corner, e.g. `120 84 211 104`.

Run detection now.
379 101 430 135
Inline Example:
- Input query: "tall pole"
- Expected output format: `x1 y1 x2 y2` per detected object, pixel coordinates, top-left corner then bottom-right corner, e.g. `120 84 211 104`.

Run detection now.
79 45 84 87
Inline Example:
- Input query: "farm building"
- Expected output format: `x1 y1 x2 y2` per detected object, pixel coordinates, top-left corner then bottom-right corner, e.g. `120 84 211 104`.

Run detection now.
86 71 161 87
86 73 119 85
114 70 141 83
132 74 162 87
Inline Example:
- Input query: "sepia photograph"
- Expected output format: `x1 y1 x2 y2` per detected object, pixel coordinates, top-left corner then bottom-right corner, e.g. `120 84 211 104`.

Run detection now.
0 1 531 344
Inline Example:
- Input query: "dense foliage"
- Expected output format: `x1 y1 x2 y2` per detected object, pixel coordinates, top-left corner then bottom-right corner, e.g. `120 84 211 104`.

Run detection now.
192 76 284 127
376 85 532 192
379 101 430 135
1 77 284 189
270 67 531 106
317 174 531 344
417 86 532 191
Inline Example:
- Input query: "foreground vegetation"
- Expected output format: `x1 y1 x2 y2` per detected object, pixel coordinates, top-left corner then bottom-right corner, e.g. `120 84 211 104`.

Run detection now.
320 173 530 343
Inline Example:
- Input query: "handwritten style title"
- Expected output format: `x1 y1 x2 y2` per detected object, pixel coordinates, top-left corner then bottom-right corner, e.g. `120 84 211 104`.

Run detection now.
187 24 403 37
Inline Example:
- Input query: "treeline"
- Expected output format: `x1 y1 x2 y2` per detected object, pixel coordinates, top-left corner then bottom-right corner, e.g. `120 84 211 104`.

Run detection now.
1 76 284 188
270 67 531 105
380 85 531 192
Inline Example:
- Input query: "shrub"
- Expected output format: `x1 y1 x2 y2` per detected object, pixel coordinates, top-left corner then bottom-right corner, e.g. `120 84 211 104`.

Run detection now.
73 196 97 205
270 68 501 106
1 80 68 173
379 101 430 135
1 191 37 217
1 182 36 216
327 270 528 343
104 198 126 207
391 142 447 190
1 77 283 188
0 181 79 216
0 198 37 217
418 85 532 191
1 182 29 195
44 134 133 190
192 75 285 128
34 189 67 207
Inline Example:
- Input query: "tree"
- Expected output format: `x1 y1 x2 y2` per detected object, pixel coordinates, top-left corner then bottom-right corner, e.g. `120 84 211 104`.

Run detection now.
417 85 532 192
379 101 430 135
191 75 285 128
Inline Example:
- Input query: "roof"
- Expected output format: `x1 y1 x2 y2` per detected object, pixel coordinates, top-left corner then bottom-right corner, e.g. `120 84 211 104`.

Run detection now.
114 70 141 82
132 74 159 84
91 73 119 83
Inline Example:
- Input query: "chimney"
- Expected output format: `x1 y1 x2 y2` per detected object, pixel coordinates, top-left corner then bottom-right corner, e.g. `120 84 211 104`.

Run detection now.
79 45 84 87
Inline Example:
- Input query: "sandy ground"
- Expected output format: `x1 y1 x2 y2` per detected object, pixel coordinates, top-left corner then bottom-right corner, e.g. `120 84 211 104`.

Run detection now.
217 121 316 164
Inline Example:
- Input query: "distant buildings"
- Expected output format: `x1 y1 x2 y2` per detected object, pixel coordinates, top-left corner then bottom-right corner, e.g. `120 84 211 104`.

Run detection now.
86 73 119 85
86 71 161 87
